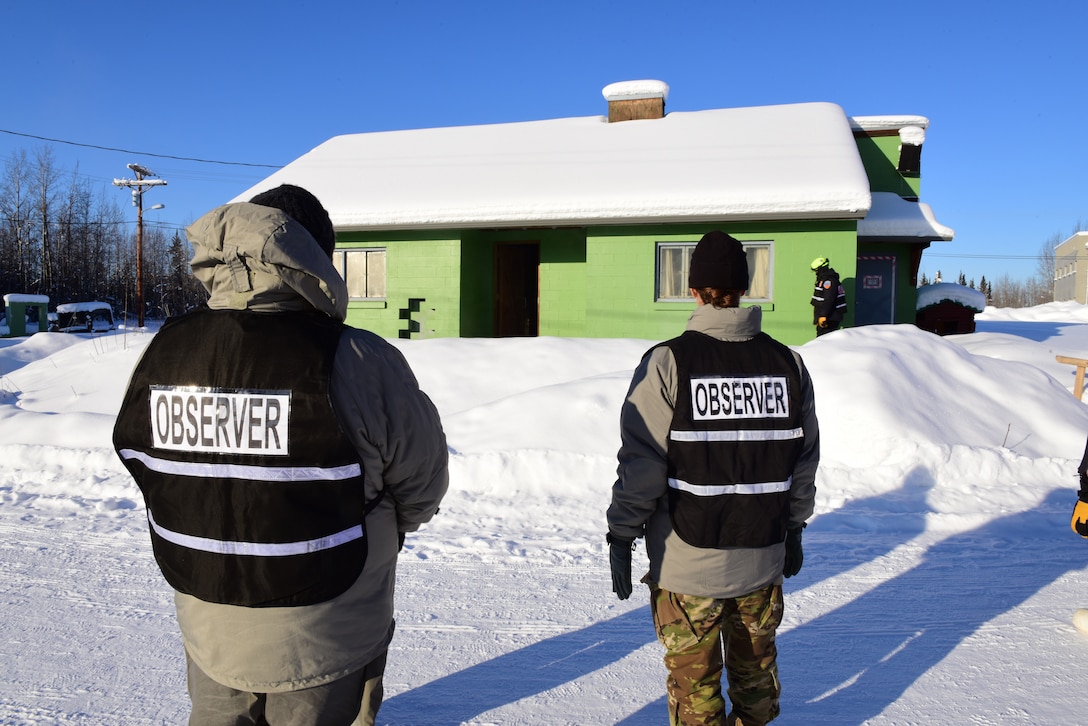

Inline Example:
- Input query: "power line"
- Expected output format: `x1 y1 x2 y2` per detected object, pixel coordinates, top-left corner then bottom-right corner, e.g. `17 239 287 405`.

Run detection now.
0 128 282 169
926 253 1045 260
0 214 184 231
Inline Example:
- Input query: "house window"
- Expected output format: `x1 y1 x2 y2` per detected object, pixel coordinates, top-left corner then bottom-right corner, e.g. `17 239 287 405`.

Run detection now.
333 248 386 300
656 241 772 302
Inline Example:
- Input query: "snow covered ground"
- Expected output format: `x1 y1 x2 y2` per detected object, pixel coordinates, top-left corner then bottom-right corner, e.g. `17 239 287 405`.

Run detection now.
2 303 1088 725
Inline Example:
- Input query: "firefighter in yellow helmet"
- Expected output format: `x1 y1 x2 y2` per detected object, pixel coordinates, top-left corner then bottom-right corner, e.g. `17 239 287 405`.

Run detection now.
810 257 847 336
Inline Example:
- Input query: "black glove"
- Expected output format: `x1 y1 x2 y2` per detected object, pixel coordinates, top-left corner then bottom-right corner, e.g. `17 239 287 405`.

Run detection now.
607 533 635 600
783 525 805 578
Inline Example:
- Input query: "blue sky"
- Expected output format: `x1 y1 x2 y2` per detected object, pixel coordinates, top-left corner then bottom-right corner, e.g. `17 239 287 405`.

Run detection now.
2 0 1084 285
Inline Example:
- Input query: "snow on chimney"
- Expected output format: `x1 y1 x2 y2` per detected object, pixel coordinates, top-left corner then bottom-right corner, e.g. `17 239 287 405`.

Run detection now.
602 80 669 122
897 124 925 175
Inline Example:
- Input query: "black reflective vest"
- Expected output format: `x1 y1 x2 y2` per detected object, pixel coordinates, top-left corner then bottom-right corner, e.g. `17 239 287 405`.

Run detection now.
811 268 847 322
663 330 804 548
113 308 376 607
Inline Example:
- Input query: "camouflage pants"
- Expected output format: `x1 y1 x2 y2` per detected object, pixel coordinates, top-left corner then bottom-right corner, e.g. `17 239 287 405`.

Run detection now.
648 580 784 726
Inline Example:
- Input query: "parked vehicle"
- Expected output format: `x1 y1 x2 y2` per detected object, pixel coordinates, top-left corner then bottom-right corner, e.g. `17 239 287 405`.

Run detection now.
54 302 115 333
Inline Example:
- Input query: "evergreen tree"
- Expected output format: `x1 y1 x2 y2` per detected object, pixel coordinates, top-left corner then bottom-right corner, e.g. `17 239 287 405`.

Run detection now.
161 231 205 317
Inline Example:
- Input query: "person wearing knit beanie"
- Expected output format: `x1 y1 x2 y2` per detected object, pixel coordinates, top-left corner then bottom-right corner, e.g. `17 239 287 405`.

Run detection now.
688 230 750 291
608 229 819 725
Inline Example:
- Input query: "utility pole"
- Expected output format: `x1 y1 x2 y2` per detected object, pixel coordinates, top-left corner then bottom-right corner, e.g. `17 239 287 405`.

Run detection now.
113 164 167 328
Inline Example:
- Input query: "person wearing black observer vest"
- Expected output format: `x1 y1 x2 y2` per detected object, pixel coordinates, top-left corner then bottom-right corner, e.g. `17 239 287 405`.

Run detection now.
113 185 448 726
606 231 820 726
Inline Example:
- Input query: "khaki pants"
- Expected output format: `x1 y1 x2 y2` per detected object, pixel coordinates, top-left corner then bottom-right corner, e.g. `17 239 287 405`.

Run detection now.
649 581 784 726
186 649 386 726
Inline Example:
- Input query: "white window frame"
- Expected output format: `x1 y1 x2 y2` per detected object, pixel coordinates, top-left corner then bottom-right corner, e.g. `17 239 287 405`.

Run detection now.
332 248 387 301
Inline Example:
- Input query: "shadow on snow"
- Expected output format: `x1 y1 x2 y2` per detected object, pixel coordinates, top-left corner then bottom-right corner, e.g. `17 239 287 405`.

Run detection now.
382 481 1082 724
380 606 658 724
779 487 1084 724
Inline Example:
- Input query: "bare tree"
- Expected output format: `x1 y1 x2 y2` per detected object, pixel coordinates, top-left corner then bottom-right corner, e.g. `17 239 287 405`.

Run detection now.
52 168 94 304
138 224 171 319
0 148 34 292
0 141 195 321
1037 233 1057 286
30 146 61 295
91 193 126 305
990 274 1027 308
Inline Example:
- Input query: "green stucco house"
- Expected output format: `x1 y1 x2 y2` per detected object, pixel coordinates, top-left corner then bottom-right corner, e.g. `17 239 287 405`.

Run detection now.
236 81 953 345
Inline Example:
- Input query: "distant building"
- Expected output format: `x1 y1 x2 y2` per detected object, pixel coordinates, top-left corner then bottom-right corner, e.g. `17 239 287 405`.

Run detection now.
915 283 987 335
235 81 954 344
1 293 49 337
1054 231 1088 303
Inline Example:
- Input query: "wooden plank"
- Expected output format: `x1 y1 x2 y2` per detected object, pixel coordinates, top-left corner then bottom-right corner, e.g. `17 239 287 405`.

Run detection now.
1056 355 1088 400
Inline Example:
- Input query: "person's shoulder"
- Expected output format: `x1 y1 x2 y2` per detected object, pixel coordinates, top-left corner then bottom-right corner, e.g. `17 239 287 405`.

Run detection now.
338 324 385 344
647 332 689 359
757 331 806 363
334 326 407 361
631 338 679 379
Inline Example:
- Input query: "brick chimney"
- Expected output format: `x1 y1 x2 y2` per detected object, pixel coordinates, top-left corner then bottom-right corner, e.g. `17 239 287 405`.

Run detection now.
602 80 669 122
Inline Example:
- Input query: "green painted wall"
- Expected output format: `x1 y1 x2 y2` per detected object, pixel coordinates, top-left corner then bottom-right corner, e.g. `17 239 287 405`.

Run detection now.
337 231 461 338
583 222 857 346
455 228 588 337
854 134 921 198
2 300 49 336
335 221 857 345
537 230 588 337
767 222 858 345
458 231 493 337
852 131 934 326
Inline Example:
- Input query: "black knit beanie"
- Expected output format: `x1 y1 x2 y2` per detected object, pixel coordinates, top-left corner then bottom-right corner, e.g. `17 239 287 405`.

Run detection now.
249 184 336 258
688 231 749 290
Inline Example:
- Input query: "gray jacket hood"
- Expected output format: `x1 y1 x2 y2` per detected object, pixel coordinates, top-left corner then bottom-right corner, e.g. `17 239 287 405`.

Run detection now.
186 203 348 321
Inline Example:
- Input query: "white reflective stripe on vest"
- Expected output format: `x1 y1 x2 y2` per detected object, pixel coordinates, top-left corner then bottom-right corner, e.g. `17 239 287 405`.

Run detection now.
668 477 792 496
118 448 361 482
669 427 803 443
147 510 363 557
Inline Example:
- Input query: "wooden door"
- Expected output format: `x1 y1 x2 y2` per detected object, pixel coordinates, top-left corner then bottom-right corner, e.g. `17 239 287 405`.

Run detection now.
494 242 539 337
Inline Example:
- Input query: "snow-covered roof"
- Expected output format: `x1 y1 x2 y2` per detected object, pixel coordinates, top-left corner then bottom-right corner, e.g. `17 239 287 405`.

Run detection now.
859 192 955 241
55 302 111 313
916 282 987 312
3 294 49 304
850 115 930 132
235 101 872 231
